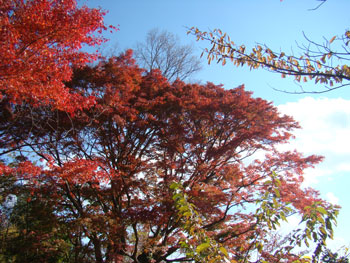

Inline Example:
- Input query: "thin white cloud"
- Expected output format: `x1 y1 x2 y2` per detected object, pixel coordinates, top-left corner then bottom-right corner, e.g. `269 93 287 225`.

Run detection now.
326 192 339 205
335 162 350 172
277 96 350 249
277 97 350 184
301 167 333 186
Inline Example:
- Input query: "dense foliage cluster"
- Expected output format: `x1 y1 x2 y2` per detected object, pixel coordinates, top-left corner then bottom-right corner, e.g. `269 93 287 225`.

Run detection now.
0 0 341 262
0 0 115 111
1 49 339 262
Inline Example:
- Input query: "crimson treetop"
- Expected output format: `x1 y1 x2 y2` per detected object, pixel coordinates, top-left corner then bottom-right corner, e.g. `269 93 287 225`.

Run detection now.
0 0 116 112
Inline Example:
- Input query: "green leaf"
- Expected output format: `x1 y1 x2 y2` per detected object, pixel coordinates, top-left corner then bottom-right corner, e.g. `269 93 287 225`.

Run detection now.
274 189 280 198
178 206 190 213
196 242 210 253
264 180 272 185
320 227 327 236
183 211 192 218
316 207 327 215
275 178 281 186
172 193 182 201
305 229 311 239
219 247 228 257
180 241 189 248
317 215 325 225
170 182 180 190
256 242 263 252
280 211 287 222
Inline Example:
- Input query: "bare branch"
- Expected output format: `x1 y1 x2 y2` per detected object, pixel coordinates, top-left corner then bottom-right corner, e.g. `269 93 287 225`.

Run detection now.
135 28 202 82
308 0 327 11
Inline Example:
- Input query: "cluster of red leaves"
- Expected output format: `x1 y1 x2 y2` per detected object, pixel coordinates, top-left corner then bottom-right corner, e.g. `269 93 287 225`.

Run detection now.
0 0 116 112
0 161 41 179
0 49 331 262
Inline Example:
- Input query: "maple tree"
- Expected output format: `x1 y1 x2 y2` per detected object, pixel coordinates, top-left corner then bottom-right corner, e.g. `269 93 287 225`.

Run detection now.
0 49 339 262
0 0 115 112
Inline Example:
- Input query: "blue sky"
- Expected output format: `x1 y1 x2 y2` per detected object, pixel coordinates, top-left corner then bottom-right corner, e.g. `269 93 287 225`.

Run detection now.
83 0 350 250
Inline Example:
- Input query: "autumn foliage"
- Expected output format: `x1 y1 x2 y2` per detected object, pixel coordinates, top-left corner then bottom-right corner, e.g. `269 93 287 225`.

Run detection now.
188 27 350 94
0 47 339 262
0 1 340 261
0 0 115 111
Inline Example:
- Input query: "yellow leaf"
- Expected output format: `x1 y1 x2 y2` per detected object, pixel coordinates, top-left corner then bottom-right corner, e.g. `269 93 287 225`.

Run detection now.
196 242 210 253
219 247 228 257
320 227 327 235
306 59 311 67
274 188 280 198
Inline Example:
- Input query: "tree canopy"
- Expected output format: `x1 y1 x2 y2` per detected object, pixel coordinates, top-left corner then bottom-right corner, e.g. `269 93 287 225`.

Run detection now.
0 1 341 262
0 50 339 262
